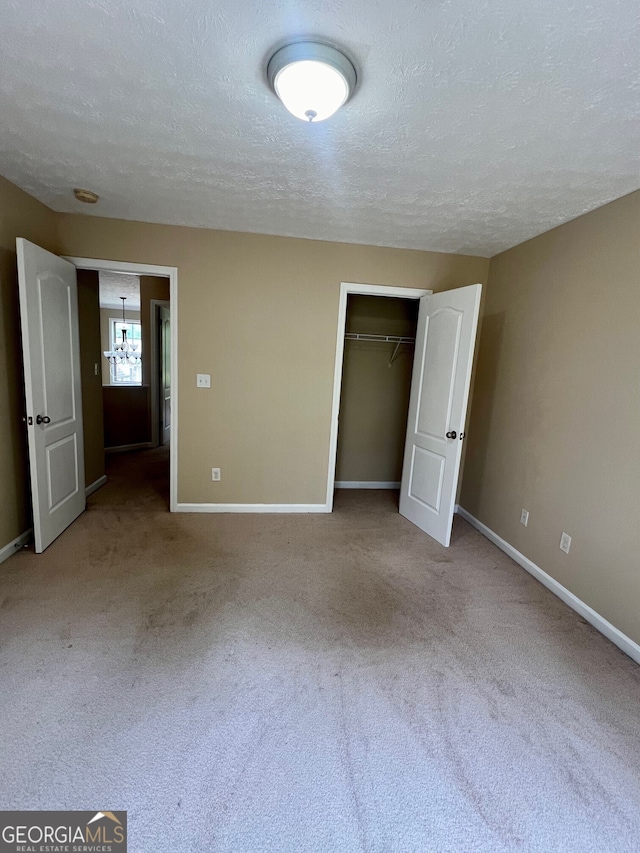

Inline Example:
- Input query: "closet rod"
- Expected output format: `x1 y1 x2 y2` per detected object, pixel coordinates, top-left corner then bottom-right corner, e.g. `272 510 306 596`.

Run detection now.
344 332 415 367
344 333 415 344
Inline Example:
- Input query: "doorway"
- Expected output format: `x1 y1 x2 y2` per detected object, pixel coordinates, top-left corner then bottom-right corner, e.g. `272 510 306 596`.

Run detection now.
97 272 170 454
18 242 179 551
327 281 481 547
335 294 419 490
68 256 179 512
327 283 430 510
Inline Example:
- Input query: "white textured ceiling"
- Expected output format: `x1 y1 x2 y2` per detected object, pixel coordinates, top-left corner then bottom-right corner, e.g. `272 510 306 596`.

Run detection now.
1 0 640 257
99 272 140 310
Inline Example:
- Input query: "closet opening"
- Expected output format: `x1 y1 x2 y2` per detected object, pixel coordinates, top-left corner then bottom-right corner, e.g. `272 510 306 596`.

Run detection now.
334 294 419 498
327 280 481 546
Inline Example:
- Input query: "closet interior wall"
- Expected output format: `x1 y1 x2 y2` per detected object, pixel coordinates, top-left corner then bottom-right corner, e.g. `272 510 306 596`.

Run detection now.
335 295 418 486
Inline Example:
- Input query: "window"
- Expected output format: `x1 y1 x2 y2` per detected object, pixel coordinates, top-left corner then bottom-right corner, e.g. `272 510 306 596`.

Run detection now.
109 319 142 385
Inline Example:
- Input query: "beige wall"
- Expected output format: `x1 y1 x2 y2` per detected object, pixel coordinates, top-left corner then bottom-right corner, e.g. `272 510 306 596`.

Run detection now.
140 276 170 387
336 295 417 483
0 177 58 549
461 189 640 645
77 270 105 487
103 386 150 448
56 213 489 504
2 173 636 648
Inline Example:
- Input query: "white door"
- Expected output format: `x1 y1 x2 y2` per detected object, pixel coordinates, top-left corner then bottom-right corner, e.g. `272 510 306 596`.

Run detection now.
399 284 482 546
17 239 85 553
159 305 171 446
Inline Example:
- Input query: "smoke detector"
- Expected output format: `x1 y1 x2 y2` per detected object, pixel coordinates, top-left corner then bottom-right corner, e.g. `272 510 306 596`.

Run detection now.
73 188 99 204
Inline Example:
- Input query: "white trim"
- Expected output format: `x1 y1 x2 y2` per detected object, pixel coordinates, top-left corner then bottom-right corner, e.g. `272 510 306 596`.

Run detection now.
65 257 178 512
326 282 432 512
105 442 153 453
85 475 107 497
176 503 329 514
457 507 640 666
64 258 174 277
335 481 400 489
0 529 32 565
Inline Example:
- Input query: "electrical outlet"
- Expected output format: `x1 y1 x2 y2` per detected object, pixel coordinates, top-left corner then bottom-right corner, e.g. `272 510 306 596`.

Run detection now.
197 374 211 388
559 532 572 554
211 468 221 482
520 509 529 527
94 363 99 376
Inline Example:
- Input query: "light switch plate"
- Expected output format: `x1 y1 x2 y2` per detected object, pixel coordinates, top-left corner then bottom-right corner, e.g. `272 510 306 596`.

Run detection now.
196 374 211 388
559 532 572 554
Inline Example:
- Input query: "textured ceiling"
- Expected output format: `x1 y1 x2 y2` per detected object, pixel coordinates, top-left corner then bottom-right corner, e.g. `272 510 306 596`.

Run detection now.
99 272 140 310
1 0 640 257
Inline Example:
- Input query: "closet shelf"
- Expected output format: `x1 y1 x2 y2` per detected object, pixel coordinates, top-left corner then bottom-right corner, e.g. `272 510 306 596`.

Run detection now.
344 332 415 367
344 333 415 344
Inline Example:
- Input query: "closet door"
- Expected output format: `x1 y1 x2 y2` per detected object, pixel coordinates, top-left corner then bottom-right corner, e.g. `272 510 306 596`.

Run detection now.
399 284 481 546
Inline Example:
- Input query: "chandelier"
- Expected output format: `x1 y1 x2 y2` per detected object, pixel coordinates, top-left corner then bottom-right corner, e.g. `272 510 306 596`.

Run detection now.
103 296 142 379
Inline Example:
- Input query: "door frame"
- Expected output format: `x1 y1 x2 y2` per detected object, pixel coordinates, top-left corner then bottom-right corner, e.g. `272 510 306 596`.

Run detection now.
326 282 431 511
149 298 170 448
64 257 179 512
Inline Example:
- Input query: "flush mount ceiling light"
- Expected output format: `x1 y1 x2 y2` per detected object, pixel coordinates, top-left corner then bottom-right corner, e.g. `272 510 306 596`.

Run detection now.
73 188 99 204
267 41 357 122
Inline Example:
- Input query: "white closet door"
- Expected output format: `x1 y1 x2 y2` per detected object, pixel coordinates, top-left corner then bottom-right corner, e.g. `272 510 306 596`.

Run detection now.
399 284 481 546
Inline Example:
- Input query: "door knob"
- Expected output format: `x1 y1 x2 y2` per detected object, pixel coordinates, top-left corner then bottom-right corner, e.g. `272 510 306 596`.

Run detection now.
446 430 457 439
36 414 51 425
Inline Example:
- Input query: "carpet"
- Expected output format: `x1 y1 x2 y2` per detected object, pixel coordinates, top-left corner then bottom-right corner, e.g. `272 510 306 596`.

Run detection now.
1 448 639 852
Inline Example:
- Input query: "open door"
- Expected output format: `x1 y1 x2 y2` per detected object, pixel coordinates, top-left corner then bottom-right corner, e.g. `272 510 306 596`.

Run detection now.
159 304 171 446
17 239 85 553
399 283 481 546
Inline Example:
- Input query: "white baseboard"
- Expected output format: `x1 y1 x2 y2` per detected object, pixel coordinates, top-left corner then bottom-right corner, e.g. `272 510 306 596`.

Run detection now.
335 481 401 489
105 442 153 454
85 474 107 497
457 506 640 666
176 502 330 514
0 529 32 566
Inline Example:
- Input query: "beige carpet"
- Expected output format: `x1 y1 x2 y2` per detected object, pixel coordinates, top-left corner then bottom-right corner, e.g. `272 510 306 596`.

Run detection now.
1 448 639 852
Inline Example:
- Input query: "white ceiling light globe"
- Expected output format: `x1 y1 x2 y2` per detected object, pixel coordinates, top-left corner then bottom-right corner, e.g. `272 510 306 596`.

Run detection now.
268 42 357 123
275 60 348 122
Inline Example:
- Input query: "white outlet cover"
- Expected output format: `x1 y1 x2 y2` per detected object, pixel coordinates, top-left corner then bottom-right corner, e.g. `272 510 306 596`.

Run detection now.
560 532 572 554
197 374 211 388
520 509 529 527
